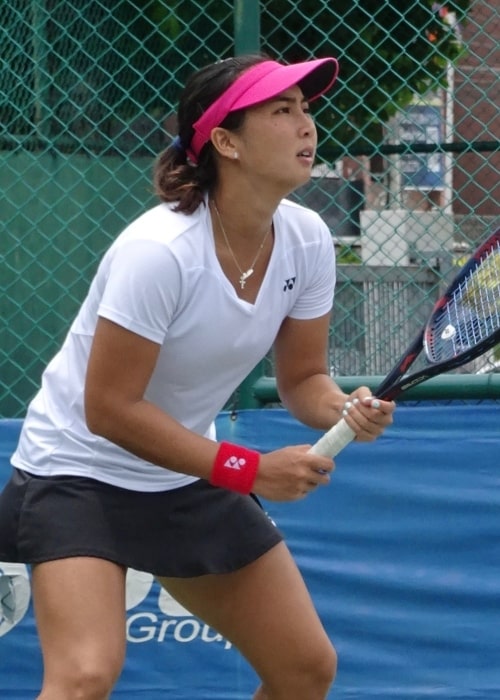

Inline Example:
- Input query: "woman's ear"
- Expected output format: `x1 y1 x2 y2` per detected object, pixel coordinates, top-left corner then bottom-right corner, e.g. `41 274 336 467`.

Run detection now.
210 127 239 161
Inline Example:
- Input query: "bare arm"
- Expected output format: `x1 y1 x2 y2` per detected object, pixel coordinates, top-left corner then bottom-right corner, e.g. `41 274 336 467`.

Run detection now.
274 313 395 440
274 313 347 429
84 318 219 479
84 317 335 501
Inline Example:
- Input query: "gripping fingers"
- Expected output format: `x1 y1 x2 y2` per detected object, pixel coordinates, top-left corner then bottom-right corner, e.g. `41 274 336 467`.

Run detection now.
344 396 381 416
310 395 388 458
343 395 389 439
346 395 386 423
302 464 331 496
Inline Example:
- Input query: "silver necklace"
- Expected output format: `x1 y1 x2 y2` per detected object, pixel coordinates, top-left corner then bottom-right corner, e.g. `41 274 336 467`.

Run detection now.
212 201 271 289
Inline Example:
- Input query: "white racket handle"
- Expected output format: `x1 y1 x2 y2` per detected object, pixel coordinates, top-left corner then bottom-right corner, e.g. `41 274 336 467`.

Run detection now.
308 418 356 458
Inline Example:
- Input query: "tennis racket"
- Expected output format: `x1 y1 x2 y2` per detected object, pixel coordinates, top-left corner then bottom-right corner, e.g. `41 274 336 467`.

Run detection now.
310 229 500 458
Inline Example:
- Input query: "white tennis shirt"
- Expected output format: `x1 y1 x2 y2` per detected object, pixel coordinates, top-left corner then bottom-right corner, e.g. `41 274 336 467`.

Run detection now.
12 196 336 491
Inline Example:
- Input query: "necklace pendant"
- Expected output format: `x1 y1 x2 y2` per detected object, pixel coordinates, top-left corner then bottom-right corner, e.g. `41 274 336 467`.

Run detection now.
239 269 254 289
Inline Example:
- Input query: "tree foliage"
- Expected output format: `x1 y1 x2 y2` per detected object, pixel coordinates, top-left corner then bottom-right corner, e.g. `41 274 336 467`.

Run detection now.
260 0 472 151
1 0 473 154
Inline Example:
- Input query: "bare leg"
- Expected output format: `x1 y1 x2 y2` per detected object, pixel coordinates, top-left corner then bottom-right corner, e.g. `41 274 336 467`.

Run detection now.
32 557 127 700
158 541 337 700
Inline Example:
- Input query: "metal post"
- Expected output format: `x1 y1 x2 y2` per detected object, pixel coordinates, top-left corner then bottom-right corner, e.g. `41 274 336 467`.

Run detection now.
232 1 262 407
237 364 267 409
31 0 50 143
234 0 260 55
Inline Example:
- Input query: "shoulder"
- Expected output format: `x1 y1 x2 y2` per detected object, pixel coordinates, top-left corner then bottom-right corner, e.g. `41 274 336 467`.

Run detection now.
275 197 336 280
275 198 333 259
116 202 202 247
276 198 331 239
97 202 207 282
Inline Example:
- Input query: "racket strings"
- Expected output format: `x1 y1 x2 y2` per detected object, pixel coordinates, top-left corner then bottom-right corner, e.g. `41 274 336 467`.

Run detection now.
426 244 500 362
459 246 500 319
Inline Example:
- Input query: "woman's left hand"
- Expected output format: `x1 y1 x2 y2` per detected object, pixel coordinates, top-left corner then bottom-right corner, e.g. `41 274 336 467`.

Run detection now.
338 386 395 442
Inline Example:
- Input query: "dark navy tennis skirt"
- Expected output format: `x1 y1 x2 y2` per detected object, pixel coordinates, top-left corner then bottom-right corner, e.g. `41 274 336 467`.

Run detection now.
0 468 283 577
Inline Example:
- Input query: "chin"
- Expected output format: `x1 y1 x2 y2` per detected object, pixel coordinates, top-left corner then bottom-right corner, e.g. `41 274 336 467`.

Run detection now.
284 171 312 196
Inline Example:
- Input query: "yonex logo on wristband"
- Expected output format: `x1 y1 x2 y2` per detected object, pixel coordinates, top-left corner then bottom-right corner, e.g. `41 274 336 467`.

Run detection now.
210 442 260 494
223 456 246 470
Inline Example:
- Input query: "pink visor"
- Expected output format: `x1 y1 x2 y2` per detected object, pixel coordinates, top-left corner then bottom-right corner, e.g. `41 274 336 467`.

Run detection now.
186 57 339 163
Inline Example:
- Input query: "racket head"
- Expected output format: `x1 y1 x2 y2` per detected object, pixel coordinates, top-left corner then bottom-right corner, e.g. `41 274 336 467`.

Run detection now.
424 229 500 365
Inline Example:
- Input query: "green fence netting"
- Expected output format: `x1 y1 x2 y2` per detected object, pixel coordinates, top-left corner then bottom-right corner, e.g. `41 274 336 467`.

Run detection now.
1 0 499 416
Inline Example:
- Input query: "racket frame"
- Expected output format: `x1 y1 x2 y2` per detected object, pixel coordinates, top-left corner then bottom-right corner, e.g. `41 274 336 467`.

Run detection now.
375 230 500 400
309 229 500 457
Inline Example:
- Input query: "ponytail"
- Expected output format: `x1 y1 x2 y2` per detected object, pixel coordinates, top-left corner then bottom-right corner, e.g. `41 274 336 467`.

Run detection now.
153 139 217 215
153 54 268 215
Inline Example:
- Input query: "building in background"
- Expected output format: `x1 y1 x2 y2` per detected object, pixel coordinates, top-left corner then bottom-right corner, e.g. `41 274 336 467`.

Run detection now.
453 0 499 239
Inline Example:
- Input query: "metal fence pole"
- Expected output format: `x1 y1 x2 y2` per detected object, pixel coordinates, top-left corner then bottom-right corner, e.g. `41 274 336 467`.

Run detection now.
234 0 260 55
233 2 263 407
31 0 50 143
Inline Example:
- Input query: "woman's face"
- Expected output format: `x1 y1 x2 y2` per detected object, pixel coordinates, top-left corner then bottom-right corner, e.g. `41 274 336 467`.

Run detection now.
233 84 318 195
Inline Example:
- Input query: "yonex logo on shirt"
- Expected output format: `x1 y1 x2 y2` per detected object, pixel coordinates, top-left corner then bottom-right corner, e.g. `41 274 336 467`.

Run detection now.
223 456 247 470
283 277 296 291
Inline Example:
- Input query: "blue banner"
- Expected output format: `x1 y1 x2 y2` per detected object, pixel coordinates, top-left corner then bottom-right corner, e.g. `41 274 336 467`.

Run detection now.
1 403 500 698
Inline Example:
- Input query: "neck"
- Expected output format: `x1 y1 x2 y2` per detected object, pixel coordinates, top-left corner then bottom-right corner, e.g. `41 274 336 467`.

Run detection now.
210 179 280 242
210 197 273 291
211 200 272 246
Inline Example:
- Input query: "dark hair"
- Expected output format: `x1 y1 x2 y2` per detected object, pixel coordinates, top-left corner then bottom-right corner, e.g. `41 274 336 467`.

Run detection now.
154 54 268 215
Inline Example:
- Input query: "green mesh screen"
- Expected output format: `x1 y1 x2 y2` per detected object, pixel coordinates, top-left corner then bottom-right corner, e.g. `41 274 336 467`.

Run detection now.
1 0 499 416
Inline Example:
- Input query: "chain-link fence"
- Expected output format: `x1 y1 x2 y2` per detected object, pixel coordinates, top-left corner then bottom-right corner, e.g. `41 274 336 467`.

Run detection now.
1 0 499 417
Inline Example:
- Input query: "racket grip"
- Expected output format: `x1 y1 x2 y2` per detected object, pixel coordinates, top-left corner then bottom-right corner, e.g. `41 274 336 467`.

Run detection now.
308 418 356 458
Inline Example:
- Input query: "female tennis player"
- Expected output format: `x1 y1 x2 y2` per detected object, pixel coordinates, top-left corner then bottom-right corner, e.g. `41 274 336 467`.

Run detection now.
0 54 394 699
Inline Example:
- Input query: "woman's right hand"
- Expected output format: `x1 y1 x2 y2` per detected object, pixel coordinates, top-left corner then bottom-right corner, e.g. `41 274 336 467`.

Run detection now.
253 446 334 502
